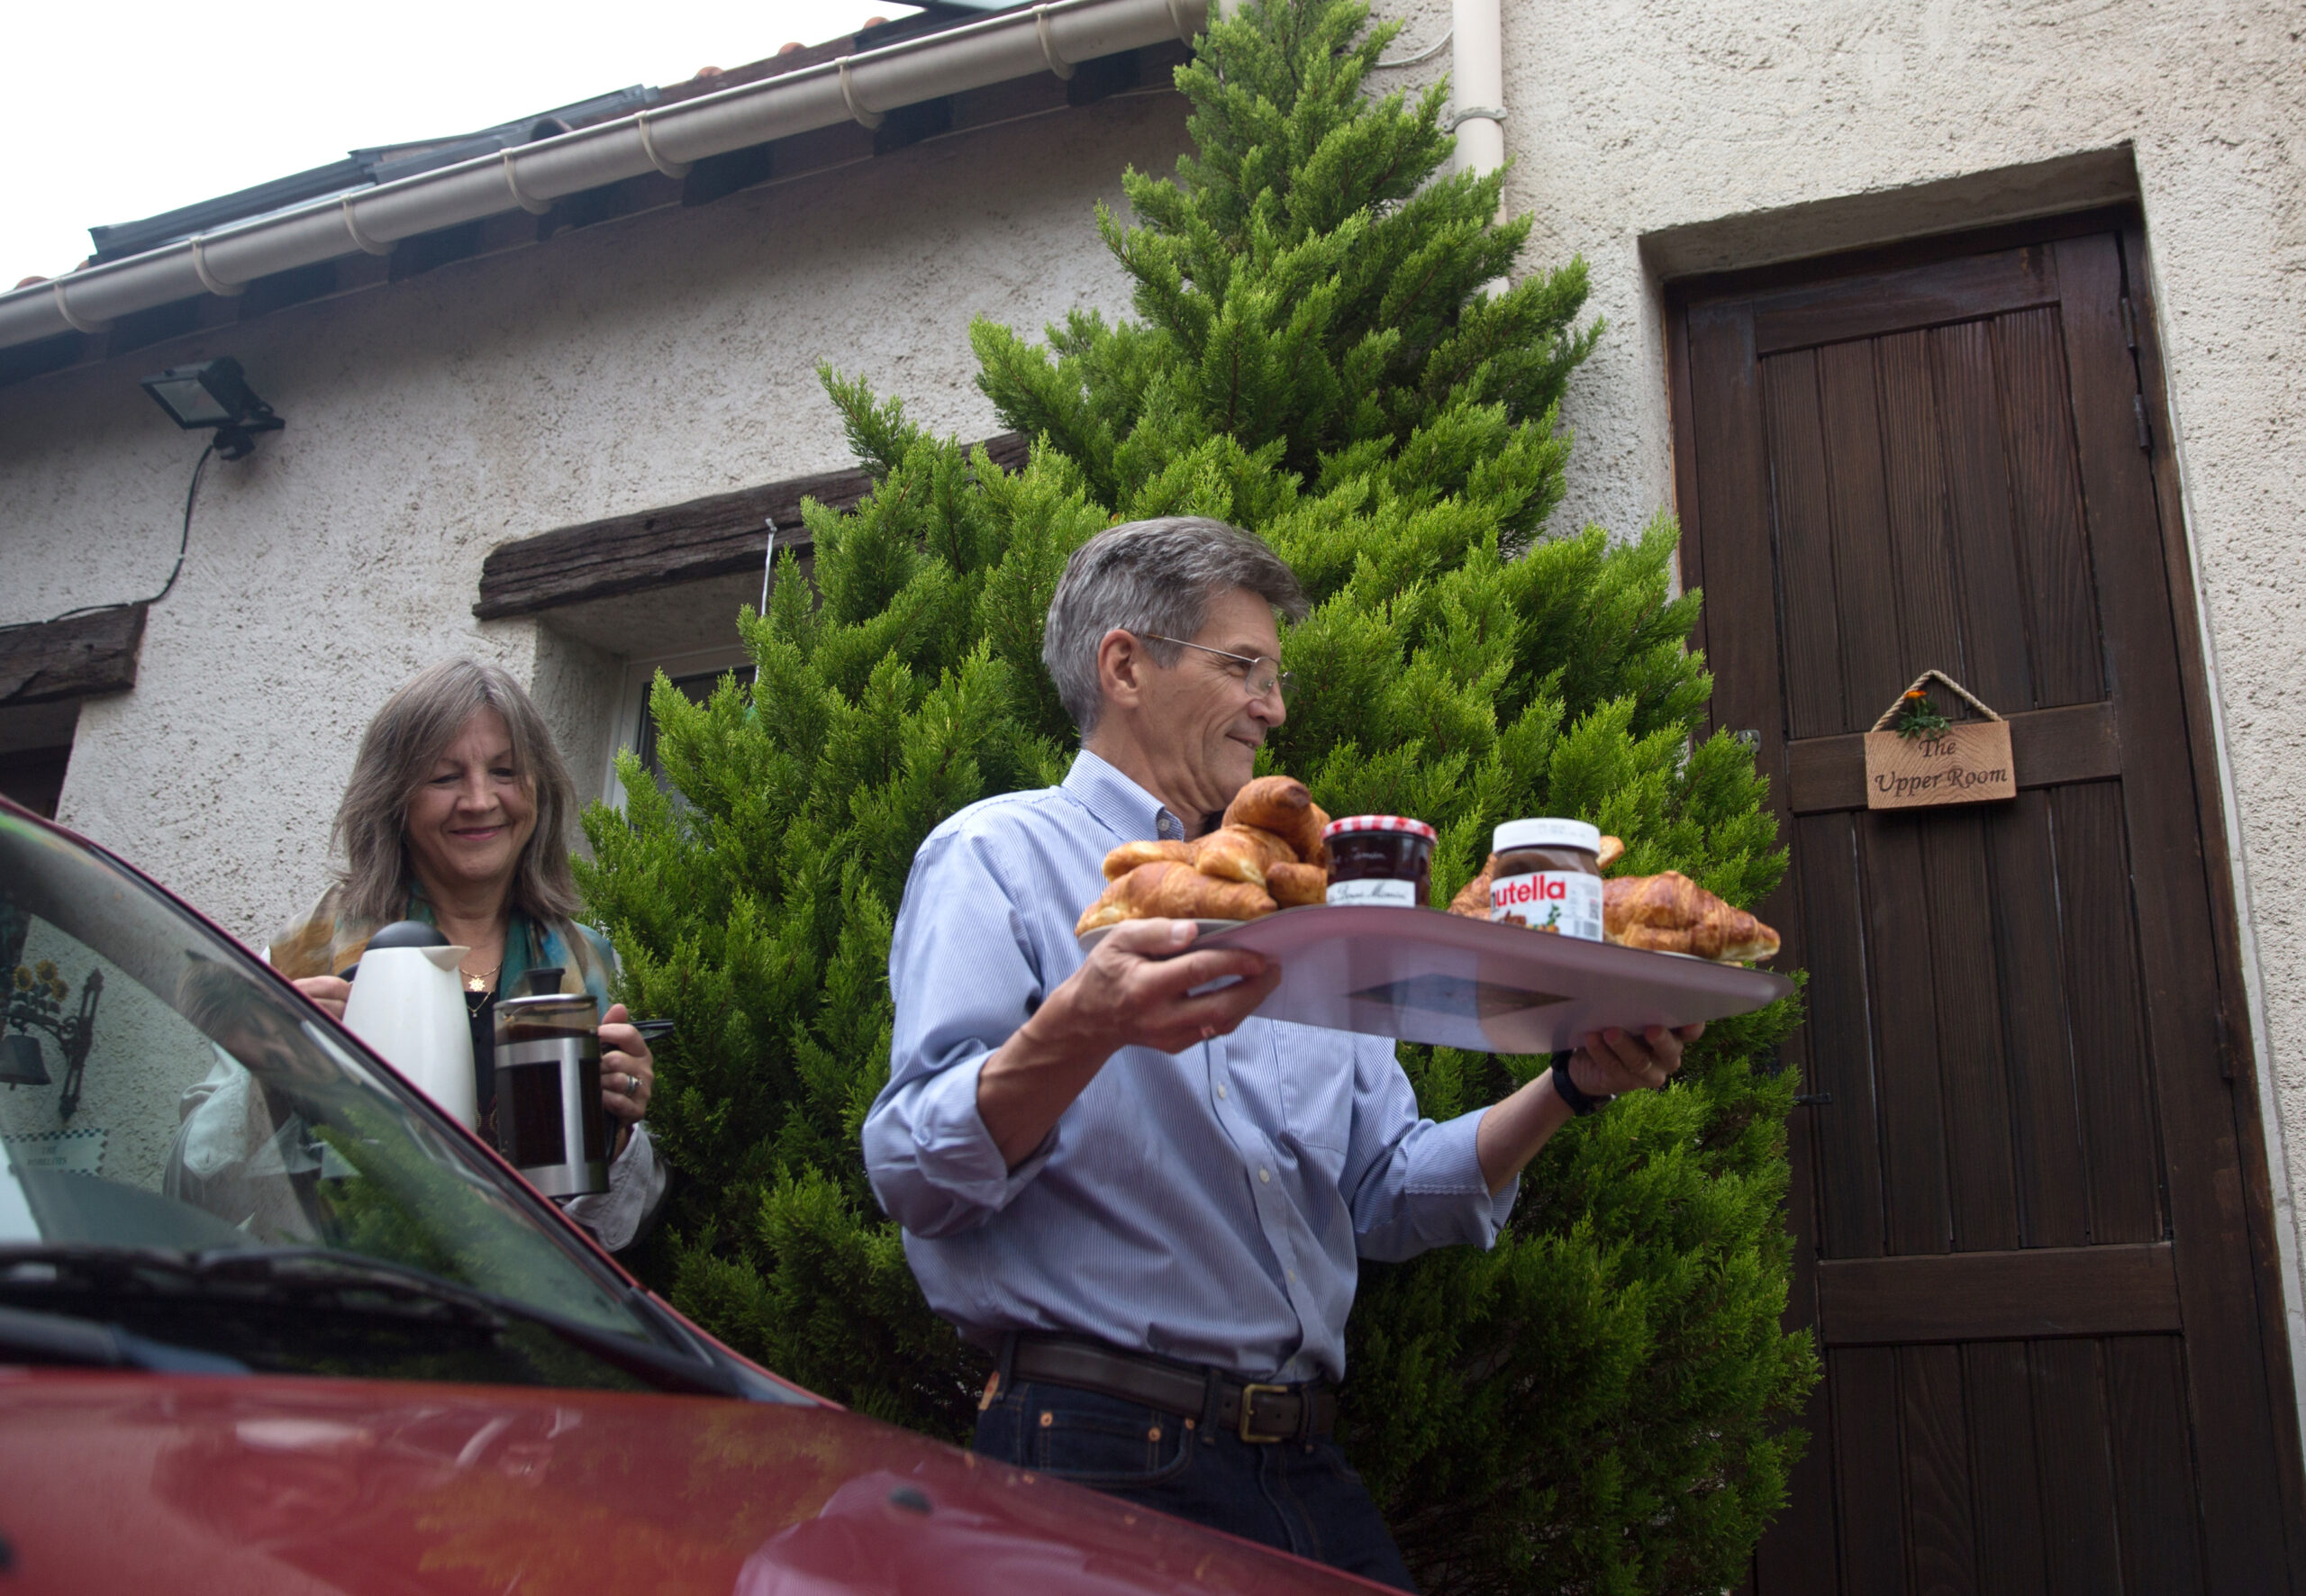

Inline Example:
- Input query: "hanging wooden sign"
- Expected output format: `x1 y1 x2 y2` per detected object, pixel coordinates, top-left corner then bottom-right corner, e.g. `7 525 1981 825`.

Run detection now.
1862 670 2018 811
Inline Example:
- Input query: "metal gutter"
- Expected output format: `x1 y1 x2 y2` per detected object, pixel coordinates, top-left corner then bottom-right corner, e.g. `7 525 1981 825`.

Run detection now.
1 0 1206 353
86 86 660 264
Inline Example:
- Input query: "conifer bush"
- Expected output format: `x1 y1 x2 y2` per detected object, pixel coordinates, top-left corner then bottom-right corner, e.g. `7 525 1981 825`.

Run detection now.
578 1 1815 1588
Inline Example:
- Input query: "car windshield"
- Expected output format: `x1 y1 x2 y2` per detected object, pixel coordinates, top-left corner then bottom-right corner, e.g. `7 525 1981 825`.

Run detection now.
0 807 688 1390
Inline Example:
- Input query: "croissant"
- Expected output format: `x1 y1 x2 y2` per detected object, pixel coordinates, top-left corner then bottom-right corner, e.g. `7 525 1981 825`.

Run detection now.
1266 861 1329 908
1447 857 1496 919
1603 872 1780 963
1076 861 1277 936
1189 824 1300 888
1224 776 1332 870
1103 839 1192 881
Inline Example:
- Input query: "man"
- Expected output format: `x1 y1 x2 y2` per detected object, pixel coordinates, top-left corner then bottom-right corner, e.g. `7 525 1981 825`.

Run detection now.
863 517 1695 1590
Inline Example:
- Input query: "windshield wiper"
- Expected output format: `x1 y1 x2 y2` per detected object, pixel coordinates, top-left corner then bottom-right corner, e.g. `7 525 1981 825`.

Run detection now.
0 1245 745 1399
0 1300 247 1374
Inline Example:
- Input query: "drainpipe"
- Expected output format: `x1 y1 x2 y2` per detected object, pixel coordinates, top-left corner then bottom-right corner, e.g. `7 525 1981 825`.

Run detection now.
1450 0 1506 197
0 0 1209 353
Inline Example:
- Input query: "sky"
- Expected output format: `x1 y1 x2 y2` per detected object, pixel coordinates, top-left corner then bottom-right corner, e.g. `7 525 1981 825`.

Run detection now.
7 1 921 286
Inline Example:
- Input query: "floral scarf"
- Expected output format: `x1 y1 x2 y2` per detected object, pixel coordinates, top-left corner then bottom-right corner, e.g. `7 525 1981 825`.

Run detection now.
270 889 617 1008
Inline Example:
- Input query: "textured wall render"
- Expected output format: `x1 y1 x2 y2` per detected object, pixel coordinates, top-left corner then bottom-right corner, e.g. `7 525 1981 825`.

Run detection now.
0 91 1191 946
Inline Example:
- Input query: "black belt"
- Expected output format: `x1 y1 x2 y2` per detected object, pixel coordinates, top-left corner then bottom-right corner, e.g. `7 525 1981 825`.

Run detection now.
999 1333 1337 1445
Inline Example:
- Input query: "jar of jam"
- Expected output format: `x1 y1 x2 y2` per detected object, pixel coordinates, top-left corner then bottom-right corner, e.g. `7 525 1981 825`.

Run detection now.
1489 819 1603 939
1323 815 1436 908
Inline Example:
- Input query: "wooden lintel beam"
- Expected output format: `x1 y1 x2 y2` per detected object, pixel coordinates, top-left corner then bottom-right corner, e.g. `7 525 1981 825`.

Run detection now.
474 431 1030 620
0 606 147 707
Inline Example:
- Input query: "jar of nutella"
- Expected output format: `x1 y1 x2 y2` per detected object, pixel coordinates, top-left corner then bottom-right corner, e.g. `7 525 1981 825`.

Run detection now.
1322 816 1436 908
1490 819 1603 939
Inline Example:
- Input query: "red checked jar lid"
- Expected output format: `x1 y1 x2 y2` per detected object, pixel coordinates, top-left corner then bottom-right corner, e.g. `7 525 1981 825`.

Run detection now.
1322 815 1436 910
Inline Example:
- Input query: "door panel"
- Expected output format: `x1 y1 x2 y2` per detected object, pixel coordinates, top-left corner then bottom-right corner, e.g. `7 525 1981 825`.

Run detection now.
1675 218 2305 1593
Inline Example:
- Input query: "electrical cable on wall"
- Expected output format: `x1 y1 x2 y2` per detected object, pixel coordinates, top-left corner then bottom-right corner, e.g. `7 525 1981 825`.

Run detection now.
1372 25 1450 68
0 442 214 636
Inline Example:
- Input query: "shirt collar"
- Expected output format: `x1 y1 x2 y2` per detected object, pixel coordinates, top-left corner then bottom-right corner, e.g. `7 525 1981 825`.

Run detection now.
1063 748 1188 843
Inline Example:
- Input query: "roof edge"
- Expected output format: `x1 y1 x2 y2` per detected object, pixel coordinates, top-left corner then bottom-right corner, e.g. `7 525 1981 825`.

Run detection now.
2 0 1204 353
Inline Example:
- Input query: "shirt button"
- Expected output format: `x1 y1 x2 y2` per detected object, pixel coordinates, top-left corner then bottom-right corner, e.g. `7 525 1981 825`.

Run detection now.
1286 1269 1297 1283
1217 1084 1228 1100
1258 1166 1271 1183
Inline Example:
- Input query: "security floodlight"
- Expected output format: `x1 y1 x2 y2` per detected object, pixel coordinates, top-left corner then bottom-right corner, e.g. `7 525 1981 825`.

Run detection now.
140 356 284 459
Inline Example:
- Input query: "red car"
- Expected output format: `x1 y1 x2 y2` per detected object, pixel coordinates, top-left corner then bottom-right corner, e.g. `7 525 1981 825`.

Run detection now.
0 798 1379 1594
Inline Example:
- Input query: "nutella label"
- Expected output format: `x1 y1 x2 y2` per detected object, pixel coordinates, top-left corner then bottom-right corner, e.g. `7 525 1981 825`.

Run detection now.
1490 870 1603 940
1328 877 1418 908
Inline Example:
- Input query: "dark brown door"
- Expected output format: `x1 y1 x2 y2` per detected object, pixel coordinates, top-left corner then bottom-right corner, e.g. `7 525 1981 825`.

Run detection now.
1670 213 2306 1593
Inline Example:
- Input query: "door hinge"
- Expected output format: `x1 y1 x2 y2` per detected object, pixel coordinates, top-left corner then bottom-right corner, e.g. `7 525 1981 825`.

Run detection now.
2133 394 2152 453
2120 295 2139 350
2215 1008 2238 1083
1793 1093 1833 1108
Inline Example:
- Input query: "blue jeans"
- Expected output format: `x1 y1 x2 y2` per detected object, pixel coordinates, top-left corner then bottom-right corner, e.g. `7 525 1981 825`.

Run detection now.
972 1377 1416 1591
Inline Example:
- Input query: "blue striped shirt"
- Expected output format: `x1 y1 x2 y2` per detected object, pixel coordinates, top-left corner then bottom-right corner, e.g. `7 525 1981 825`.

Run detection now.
863 749 1516 1383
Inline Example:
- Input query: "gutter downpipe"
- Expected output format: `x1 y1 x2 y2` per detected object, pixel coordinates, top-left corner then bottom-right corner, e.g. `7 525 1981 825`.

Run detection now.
1450 0 1507 292
0 0 1208 354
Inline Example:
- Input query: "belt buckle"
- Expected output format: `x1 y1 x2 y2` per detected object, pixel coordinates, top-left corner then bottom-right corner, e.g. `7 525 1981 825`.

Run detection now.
1238 1382 1291 1444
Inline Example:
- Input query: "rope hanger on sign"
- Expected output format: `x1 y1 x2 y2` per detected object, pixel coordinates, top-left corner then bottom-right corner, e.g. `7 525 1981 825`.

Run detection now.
1868 668 2006 733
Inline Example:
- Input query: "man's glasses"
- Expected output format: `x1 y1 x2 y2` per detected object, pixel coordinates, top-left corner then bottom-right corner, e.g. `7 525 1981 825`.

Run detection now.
1142 635 1296 703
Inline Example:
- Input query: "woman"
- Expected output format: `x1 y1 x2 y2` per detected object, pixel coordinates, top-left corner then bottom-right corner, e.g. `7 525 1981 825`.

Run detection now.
270 657 664 1252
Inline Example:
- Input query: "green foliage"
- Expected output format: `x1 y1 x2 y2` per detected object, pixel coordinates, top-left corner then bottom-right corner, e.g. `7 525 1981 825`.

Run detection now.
1891 687 1952 739
579 1 1814 1589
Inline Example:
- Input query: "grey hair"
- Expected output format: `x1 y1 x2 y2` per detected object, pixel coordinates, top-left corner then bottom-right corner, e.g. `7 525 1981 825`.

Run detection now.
329 657 584 933
1042 517 1309 732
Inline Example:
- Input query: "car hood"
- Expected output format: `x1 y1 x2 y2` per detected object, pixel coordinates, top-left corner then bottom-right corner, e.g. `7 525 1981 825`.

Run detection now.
0 1370 1382 1594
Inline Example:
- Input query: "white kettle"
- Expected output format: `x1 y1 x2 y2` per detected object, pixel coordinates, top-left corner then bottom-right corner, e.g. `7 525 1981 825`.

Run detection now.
340 920 477 1129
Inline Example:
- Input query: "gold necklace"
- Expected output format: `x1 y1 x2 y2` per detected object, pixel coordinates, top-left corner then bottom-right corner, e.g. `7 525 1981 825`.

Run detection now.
461 960 503 994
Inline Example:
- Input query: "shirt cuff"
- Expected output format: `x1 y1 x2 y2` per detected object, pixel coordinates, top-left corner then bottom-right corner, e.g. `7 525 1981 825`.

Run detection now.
1417 1108 1521 1237
560 1121 667 1253
909 1054 1059 1212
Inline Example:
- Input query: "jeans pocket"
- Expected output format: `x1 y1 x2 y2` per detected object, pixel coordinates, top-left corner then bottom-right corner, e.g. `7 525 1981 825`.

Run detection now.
1023 1387 1194 1488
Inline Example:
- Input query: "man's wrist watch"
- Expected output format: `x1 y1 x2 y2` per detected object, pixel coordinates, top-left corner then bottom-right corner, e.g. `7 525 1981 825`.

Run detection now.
1549 1050 1614 1117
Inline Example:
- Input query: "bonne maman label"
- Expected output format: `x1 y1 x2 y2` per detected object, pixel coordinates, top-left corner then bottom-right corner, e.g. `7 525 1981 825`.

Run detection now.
1862 721 2018 810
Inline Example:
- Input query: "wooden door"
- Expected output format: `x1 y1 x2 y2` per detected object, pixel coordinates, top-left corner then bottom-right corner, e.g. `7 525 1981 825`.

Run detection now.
1670 212 2306 1593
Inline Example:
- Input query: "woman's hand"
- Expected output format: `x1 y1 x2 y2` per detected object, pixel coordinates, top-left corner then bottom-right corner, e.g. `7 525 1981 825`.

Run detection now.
598 1003 654 1146
292 975 350 1021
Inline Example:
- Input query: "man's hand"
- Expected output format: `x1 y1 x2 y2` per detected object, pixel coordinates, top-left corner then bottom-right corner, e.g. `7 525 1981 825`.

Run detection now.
1036 918 1280 1057
1566 1021 1703 1099
1475 1021 1703 1193
978 918 1280 1169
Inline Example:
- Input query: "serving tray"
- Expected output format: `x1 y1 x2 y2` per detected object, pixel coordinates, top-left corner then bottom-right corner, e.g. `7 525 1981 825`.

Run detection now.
1084 904 1791 1055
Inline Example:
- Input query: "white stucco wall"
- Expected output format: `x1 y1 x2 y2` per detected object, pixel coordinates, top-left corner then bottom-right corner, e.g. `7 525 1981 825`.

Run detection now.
0 88 1191 947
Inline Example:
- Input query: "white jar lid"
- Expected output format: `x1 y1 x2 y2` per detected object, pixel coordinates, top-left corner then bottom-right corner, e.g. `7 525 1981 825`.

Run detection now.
1493 817 1601 855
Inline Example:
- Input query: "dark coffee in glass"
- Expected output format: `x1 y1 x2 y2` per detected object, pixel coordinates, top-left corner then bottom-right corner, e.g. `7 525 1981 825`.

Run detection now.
492 992 608 1197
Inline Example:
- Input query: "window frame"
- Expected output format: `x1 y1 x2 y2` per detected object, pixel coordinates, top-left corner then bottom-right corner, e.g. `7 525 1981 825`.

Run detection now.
598 643 758 811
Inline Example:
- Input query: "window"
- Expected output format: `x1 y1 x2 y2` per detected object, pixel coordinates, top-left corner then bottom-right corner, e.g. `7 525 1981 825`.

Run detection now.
0 808 658 1368
0 701 79 821
599 646 756 809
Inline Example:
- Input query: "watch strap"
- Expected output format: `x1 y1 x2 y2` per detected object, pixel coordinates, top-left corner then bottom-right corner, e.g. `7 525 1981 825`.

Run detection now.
1549 1050 1614 1117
